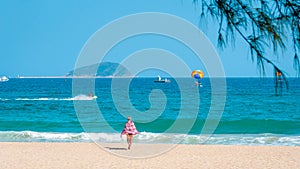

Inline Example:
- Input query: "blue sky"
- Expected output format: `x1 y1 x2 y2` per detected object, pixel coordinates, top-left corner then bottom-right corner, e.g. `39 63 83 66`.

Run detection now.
0 0 296 77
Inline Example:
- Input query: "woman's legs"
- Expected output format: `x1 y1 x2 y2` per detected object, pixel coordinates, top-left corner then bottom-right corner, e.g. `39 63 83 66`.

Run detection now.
126 134 133 149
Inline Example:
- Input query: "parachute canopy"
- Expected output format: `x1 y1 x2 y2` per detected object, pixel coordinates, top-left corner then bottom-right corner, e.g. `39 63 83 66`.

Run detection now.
191 70 204 79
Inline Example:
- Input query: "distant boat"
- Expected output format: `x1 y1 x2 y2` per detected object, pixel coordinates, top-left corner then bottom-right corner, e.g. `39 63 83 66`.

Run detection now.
88 93 98 99
154 75 170 83
0 76 9 82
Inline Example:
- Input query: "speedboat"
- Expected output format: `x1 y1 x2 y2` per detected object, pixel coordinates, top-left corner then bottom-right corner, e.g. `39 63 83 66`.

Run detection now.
0 76 9 82
154 75 170 83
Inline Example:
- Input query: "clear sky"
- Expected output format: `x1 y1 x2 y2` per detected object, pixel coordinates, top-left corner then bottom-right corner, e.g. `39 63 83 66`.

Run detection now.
0 0 297 77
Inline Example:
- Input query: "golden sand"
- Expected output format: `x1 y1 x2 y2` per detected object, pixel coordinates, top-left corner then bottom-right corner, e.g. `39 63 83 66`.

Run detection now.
1 142 299 169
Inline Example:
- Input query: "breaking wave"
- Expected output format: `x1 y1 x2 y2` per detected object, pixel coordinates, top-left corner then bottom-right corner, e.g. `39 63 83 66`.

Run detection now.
1 131 299 146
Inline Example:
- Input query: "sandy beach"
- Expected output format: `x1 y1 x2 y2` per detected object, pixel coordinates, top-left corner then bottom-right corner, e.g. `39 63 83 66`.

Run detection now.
1 142 299 169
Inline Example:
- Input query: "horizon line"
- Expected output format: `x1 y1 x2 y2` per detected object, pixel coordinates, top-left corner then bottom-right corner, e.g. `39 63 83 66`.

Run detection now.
8 75 294 78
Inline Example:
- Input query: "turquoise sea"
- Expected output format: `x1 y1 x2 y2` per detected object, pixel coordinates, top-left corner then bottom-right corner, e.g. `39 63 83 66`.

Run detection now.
0 78 299 145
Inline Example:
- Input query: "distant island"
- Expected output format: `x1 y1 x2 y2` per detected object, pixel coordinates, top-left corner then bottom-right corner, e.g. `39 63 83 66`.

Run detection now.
17 62 133 78
67 62 132 77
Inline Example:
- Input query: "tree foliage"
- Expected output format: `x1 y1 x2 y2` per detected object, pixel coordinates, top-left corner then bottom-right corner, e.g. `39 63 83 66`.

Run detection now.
194 0 300 92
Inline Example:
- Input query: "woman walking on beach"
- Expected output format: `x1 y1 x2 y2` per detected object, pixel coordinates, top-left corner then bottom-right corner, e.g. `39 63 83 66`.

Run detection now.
121 116 139 150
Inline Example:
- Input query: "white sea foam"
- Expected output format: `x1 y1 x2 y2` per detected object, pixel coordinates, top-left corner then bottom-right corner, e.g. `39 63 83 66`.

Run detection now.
0 131 91 142
0 131 299 146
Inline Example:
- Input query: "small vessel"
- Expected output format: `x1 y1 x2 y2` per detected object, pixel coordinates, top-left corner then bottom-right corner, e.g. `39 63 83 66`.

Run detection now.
0 76 9 82
194 81 203 87
88 93 98 99
154 75 170 83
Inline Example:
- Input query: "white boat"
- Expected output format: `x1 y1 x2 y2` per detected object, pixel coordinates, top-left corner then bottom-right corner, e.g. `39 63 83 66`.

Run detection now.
194 81 203 87
154 75 170 83
0 76 9 82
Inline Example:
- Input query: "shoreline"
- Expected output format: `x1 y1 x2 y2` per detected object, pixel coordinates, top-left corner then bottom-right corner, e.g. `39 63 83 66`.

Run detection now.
1 142 300 169
1 131 299 146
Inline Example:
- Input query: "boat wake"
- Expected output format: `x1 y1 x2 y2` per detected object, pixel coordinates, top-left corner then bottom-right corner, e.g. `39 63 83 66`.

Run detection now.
0 94 97 101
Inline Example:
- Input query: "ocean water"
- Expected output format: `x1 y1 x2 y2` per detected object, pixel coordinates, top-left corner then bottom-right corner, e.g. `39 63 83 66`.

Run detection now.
0 78 299 146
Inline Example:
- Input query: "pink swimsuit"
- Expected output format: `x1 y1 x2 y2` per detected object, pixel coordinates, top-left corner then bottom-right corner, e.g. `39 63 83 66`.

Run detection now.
121 121 139 135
